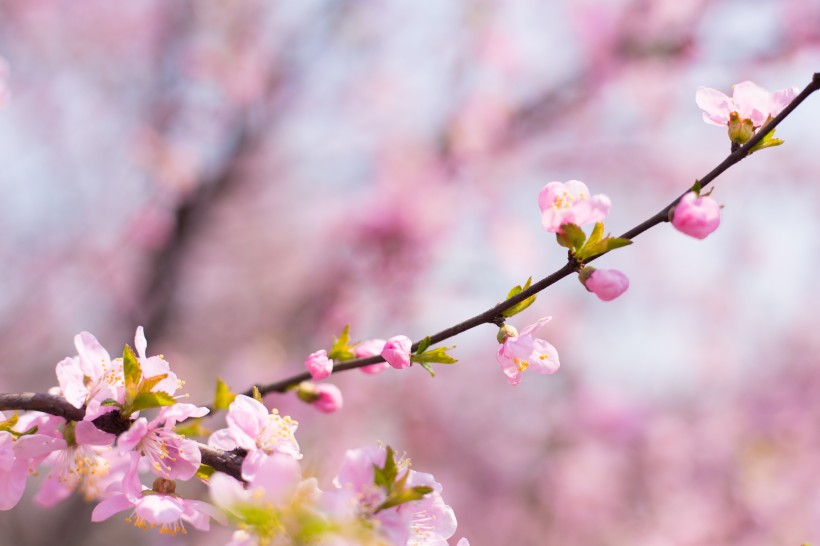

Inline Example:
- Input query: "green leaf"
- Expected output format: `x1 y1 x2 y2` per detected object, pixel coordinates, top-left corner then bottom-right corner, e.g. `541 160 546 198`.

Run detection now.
377 485 435 512
605 237 633 251
100 399 124 408
175 419 208 438
138 373 169 394
373 446 398 491
418 362 436 377
586 222 605 247
502 277 536 318
691 179 702 194
410 347 457 365
195 464 216 481
0 412 19 432
130 391 176 412
415 336 432 355
555 223 586 251
214 377 236 411
123 344 141 397
749 123 784 154
328 325 356 361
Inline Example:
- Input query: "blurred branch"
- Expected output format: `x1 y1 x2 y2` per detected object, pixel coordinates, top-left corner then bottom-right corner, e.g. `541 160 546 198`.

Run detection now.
249 72 820 397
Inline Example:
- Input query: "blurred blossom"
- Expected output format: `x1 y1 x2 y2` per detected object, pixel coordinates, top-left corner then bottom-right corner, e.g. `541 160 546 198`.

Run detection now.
671 192 721 240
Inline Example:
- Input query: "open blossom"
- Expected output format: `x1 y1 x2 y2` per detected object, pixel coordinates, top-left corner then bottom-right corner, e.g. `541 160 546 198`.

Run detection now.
539 180 611 233
381 335 412 369
92 453 223 535
672 192 721 239
330 444 458 546
210 454 322 545
0 412 67 511
208 395 300 480
696 81 798 128
55 331 123 421
496 317 560 386
583 268 629 301
117 403 208 480
355 339 390 374
305 349 333 380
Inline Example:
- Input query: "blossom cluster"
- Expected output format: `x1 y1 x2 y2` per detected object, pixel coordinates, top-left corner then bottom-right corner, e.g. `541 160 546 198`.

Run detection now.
0 329 467 545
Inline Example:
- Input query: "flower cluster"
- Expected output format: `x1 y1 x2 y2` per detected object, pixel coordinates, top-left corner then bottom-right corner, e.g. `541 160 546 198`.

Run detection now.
0 328 467 545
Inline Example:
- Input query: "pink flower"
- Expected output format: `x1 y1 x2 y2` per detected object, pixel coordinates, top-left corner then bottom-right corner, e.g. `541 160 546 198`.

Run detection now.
672 192 721 239
92 453 223 535
355 339 390 374
0 412 67 511
496 317 560 386
304 350 333 381
55 332 123 420
117 403 208 480
331 444 458 545
696 81 798 128
312 384 343 414
539 180 611 233
381 335 412 369
207 395 300 481
583 269 629 301
209 454 319 544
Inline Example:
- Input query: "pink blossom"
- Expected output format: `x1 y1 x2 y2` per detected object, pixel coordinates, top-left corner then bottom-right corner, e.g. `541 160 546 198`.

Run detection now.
0 412 67 511
209 454 319 543
331 444 458 545
55 332 123 420
583 269 629 301
134 326 180 396
381 335 412 369
672 192 721 239
355 339 390 374
117 403 208 480
496 317 560 386
312 384 343 413
539 180 611 233
696 81 798 128
207 395 300 481
304 349 333 381
92 453 223 535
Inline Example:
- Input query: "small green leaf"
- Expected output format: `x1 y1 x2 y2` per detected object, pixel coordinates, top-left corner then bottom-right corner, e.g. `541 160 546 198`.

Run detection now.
0 412 20 432
415 336 432 355
123 344 141 396
586 222 605 247
410 347 457 365
374 446 398 491
100 399 124 408
691 179 702 194
376 485 435 512
138 373 169 394
605 237 632 251
130 391 176 412
175 419 208 438
328 325 356 361
418 362 436 377
214 377 236 411
502 277 536 318
555 223 586 251
195 464 216 481
749 123 784 154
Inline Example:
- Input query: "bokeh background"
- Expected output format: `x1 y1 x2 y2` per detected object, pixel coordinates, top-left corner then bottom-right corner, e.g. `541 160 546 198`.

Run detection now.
2 1 820 545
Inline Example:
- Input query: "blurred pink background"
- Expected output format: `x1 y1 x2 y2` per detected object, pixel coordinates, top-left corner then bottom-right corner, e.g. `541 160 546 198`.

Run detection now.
2 1 820 544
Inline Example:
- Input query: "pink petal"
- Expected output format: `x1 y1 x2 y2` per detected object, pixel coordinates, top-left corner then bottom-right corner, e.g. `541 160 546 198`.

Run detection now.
695 86 732 126
134 326 148 360
135 495 184 524
76 420 116 446
91 493 134 522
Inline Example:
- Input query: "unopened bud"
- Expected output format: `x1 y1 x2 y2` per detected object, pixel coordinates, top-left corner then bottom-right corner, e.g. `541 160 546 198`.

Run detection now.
727 111 754 145
497 324 519 344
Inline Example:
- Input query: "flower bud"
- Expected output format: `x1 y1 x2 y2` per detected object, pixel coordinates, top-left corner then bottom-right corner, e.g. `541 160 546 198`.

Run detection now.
671 192 721 239
313 384 343 413
304 349 333 381
496 324 519 344
381 335 412 369
581 268 629 301
727 111 754 145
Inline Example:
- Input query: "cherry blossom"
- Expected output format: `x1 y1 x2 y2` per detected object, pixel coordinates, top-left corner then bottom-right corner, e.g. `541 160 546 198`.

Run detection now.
696 81 798 128
496 317 560 386
539 180 611 233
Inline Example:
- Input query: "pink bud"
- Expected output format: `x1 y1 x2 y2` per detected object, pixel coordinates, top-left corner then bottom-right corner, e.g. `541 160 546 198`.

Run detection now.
354 339 390 374
304 350 333 380
381 335 412 369
313 384 343 413
584 269 629 301
672 192 721 239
